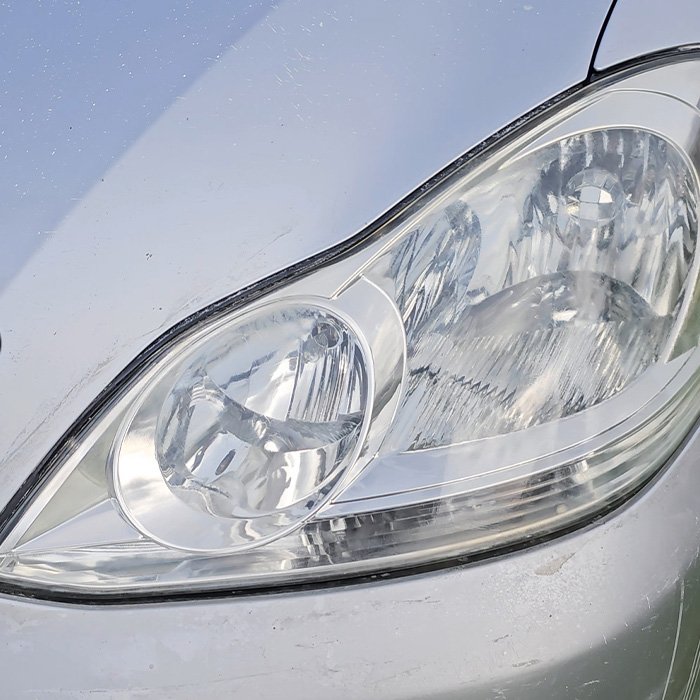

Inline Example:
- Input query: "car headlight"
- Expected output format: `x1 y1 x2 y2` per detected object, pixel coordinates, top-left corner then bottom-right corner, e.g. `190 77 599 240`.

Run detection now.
3 57 700 598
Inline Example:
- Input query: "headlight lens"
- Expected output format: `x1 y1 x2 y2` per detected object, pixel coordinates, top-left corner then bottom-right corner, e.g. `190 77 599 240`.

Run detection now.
3 58 700 597
374 127 696 449
114 301 373 553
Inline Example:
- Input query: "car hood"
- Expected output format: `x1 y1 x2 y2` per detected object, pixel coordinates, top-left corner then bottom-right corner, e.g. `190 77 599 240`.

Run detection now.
0 0 612 505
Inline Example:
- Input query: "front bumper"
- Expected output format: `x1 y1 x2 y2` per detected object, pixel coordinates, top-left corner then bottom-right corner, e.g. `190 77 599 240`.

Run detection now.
2 425 699 698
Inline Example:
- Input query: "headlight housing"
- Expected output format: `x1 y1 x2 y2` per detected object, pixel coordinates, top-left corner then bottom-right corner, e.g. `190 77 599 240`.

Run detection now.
3 57 700 598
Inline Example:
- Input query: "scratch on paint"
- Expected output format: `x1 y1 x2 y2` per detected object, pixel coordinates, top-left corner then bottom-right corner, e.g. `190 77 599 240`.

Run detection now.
662 579 684 700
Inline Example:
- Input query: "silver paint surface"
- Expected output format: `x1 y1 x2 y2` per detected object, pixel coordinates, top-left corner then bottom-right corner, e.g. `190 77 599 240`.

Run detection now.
1 425 699 698
595 0 700 70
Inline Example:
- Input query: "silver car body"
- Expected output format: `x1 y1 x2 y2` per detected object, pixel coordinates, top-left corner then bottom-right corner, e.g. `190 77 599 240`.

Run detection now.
1 1 700 697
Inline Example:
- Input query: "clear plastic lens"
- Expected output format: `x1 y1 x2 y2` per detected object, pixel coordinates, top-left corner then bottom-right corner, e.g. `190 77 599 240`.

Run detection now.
371 129 697 448
3 65 700 596
112 302 371 552
157 309 367 519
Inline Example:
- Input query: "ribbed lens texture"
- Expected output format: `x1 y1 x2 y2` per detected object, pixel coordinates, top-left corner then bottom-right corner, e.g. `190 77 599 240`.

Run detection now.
371 129 697 448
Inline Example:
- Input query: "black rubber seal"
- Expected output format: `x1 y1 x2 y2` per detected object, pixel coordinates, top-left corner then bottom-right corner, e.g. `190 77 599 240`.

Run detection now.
586 0 619 81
